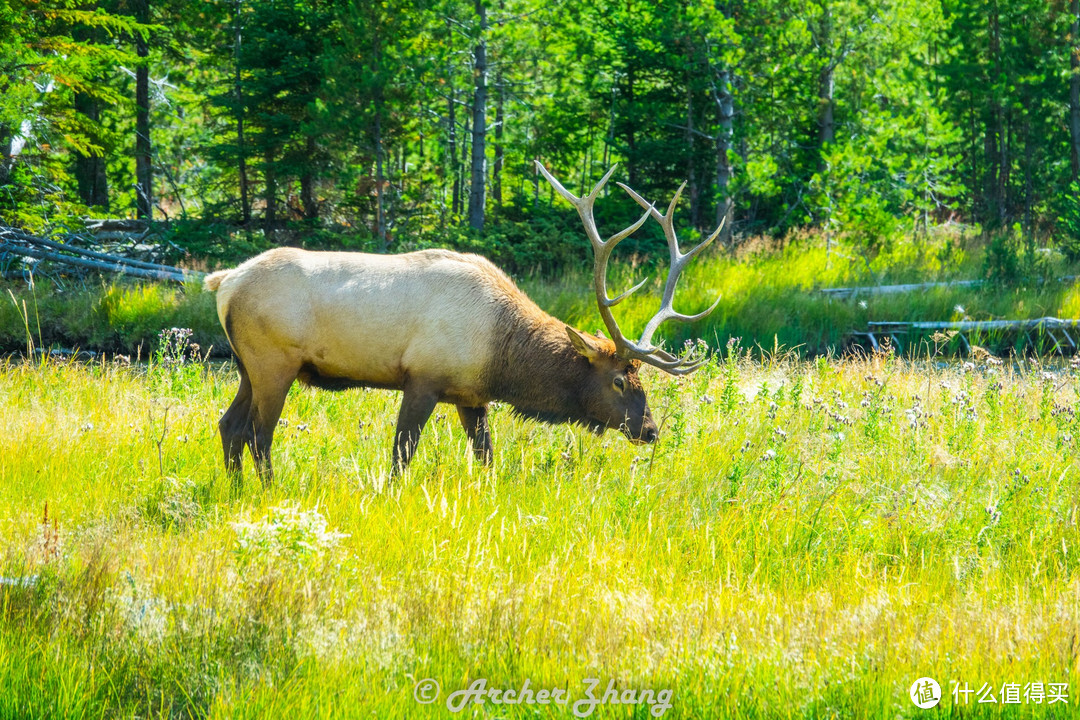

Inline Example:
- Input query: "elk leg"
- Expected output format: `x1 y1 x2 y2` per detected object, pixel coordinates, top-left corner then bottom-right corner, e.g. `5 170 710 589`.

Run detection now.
456 405 493 464
246 363 298 483
219 366 254 483
392 386 439 474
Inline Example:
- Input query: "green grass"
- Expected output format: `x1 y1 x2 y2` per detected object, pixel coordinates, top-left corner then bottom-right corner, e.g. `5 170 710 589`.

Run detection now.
0 278 224 357
1 346 1078 718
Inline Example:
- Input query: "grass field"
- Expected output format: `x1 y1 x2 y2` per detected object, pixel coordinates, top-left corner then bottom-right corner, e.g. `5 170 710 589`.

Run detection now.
1 339 1078 718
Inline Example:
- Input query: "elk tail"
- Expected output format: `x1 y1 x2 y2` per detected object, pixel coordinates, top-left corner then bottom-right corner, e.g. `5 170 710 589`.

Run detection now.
203 270 231 292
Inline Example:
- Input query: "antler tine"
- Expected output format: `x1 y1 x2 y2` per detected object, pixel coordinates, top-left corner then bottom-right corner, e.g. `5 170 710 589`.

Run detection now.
536 161 652 347
538 163 719 375
615 180 723 373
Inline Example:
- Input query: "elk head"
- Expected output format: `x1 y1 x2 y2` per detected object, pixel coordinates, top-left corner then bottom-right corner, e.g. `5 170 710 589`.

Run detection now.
565 326 656 444
537 162 724 442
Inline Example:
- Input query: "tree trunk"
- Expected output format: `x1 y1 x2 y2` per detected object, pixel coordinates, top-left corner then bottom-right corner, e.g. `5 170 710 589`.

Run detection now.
73 92 109 209
0 125 12 187
625 65 637 187
1023 117 1033 241
467 0 488 232
818 64 835 150
375 108 388 248
264 149 277 233
817 4 835 155
714 64 734 241
604 85 616 173
685 88 701 229
300 136 318 220
460 96 470 212
234 0 250 224
1070 0 1080 182
134 0 153 221
983 122 998 226
706 1 735 241
448 79 460 214
717 67 734 237
493 67 504 208
986 4 1005 226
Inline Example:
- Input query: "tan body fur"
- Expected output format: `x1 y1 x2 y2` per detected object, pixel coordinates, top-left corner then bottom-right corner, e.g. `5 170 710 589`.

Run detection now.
206 247 657 478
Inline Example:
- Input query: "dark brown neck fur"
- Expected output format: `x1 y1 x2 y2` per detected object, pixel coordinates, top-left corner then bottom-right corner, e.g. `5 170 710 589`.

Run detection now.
480 287 602 428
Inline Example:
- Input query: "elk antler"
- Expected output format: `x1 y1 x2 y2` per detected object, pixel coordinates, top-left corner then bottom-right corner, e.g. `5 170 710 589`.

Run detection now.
535 161 722 375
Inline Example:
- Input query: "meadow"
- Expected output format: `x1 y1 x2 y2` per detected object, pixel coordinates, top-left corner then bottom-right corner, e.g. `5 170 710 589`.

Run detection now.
1 333 1078 718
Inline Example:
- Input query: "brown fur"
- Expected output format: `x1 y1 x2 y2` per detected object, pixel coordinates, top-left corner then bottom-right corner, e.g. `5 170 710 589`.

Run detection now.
206 248 658 481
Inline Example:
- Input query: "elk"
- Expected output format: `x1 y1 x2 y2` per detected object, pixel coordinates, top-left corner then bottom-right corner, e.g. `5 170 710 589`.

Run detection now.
203 163 722 481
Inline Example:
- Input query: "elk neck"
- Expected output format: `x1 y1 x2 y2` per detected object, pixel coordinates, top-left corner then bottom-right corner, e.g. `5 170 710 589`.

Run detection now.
487 309 592 427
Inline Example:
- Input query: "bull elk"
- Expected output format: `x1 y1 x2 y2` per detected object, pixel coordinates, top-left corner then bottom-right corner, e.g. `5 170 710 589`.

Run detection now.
204 163 722 481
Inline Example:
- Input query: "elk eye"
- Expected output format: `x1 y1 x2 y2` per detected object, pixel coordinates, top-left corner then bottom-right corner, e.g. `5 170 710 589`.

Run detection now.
614 376 625 391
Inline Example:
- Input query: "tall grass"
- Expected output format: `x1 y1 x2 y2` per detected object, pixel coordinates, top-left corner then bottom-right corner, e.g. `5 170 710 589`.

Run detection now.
1 343 1078 718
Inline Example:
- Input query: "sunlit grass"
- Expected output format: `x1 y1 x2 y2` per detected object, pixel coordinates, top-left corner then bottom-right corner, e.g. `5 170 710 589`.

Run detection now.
1 346 1078 718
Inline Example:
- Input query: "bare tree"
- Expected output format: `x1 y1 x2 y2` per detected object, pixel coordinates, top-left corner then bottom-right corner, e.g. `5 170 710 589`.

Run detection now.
233 0 250 223
134 0 153 221
467 0 488 231
1070 0 1080 182
493 67 505 208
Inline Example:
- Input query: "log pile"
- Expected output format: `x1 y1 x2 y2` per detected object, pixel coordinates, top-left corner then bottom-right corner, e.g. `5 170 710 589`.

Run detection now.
0 224 201 284
849 317 1080 357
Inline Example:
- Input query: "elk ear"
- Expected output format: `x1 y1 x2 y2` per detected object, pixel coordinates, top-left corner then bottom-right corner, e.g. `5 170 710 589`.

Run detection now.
566 326 602 363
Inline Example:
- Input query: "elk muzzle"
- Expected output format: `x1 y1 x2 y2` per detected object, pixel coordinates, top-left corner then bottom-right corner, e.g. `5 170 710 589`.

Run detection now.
623 414 659 445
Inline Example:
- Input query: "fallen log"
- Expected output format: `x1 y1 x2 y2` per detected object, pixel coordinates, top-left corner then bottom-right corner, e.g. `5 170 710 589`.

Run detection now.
83 218 147 232
821 279 984 298
0 225 201 284
850 317 1080 356
3 243 191 283
821 276 1078 299
2 230 185 273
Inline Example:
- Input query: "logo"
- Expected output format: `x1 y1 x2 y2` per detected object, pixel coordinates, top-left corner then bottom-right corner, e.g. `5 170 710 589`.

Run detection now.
910 677 941 709
414 678 440 704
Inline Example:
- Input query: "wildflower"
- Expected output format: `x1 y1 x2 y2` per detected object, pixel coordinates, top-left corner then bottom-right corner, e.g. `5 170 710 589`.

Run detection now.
762 448 777 461
773 427 787 440
954 305 965 315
